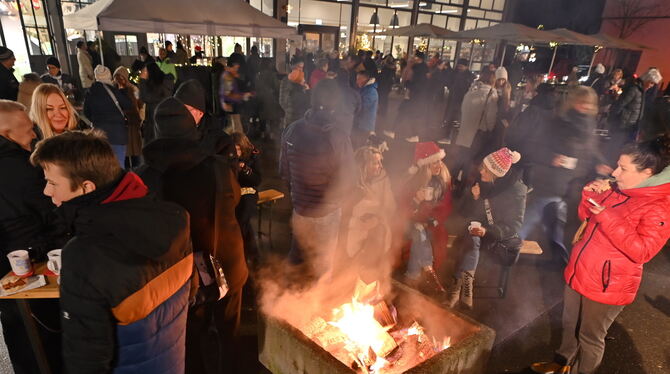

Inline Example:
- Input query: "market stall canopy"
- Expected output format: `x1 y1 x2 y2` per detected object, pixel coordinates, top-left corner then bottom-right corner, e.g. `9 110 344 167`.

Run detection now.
590 33 652 50
452 22 574 44
544 28 606 46
379 23 461 38
63 0 299 39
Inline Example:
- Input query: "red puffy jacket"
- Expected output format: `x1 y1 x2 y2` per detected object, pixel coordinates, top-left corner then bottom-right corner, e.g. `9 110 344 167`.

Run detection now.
564 181 670 305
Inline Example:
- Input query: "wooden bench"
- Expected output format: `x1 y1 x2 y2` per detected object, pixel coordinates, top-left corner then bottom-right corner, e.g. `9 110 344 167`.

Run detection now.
256 189 285 248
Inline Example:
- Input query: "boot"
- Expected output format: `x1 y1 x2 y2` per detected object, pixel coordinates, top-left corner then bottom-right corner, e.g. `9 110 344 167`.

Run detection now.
420 266 447 296
461 271 475 309
445 277 462 308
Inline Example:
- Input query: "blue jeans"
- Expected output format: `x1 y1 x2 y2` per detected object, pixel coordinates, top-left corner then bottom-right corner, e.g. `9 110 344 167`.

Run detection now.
110 144 127 168
405 225 434 278
520 195 568 261
456 236 482 276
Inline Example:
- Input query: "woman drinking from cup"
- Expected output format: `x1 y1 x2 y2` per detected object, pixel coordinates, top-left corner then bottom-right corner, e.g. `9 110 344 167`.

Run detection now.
446 147 526 309
402 142 452 294
531 136 670 374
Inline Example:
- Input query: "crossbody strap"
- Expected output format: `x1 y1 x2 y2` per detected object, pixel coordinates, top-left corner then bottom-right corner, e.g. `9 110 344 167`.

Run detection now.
101 84 125 118
484 198 494 226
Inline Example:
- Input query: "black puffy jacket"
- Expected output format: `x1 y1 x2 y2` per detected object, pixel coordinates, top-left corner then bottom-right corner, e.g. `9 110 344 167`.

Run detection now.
0 136 57 269
279 109 355 217
611 80 644 129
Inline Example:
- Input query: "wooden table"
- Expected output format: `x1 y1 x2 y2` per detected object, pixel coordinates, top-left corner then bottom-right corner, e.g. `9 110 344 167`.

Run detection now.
0 263 59 374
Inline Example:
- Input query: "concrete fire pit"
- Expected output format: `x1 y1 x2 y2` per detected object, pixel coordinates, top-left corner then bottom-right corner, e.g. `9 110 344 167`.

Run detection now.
258 280 495 374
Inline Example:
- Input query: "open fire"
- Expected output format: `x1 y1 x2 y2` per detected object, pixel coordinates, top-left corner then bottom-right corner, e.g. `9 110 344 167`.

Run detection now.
297 280 451 373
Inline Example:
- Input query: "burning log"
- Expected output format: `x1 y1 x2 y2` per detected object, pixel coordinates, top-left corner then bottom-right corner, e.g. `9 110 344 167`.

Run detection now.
373 301 397 329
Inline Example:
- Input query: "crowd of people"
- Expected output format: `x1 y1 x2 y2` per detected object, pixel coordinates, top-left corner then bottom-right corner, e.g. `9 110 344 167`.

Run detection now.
0 38 669 374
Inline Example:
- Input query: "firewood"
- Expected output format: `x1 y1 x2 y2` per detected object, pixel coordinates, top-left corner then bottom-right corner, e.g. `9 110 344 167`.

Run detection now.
373 301 397 328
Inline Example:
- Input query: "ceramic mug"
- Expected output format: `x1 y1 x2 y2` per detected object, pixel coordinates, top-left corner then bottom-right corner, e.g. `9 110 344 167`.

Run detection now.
47 249 62 275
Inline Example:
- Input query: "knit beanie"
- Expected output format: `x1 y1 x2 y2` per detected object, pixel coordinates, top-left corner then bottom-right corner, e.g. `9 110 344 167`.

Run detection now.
456 58 469 67
174 79 206 113
46 56 60 69
94 65 113 85
641 68 663 84
154 97 198 141
113 66 129 81
483 147 521 178
409 142 446 174
594 63 605 75
0 47 14 61
495 67 508 81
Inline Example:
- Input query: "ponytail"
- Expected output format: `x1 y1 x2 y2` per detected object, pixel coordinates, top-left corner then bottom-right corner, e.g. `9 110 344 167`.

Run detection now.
621 135 670 175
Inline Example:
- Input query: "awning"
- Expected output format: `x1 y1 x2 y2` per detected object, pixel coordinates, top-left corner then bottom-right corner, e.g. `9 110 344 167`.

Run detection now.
63 0 299 39
544 28 606 46
379 23 462 38
452 22 574 44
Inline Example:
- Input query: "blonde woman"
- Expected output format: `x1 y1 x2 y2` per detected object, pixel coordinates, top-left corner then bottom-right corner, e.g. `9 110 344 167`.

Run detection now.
30 83 83 139
341 146 396 282
402 142 452 292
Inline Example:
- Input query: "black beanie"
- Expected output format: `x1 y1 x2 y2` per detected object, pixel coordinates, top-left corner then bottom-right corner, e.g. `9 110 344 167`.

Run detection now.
46 56 60 68
311 79 341 112
0 47 14 61
154 97 198 141
174 79 206 113
456 58 469 67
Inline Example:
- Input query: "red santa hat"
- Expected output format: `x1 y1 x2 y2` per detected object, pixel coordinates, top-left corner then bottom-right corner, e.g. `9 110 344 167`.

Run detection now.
409 142 445 174
483 147 521 177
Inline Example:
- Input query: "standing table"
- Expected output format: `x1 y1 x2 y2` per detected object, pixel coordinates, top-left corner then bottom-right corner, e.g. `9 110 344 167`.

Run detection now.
0 263 59 374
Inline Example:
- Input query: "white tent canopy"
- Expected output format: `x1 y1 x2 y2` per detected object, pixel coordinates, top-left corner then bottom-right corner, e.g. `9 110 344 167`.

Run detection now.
63 0 298 39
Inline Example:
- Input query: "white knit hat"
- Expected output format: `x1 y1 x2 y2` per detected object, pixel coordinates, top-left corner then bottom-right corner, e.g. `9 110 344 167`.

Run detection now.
495 67 508 81
94 65 113 85
641 68 663 84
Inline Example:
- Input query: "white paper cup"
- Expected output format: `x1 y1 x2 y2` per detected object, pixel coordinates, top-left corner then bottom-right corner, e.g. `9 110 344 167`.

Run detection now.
469 221 482 231
47 249 62 275
423 186 435 201
7 250 32 277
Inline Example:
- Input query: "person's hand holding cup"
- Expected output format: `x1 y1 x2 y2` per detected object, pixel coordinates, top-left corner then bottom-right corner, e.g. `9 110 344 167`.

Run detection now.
468 221 486 237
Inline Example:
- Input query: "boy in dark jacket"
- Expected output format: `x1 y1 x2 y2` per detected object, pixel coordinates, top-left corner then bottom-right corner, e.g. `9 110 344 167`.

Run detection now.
447 148 526 309
30 130 193 374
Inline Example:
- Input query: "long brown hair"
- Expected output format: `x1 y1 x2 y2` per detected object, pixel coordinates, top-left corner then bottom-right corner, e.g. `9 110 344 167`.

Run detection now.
30 83 78 138
231 132 254 159
406 160 451 196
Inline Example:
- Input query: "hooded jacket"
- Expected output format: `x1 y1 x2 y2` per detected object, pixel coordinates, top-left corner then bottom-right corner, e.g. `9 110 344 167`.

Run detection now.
84 81 132 145
58 172 192 374
279 109 355 217
354 78 379 133
0 136 56 268
565 172 670 305
139 138 247 294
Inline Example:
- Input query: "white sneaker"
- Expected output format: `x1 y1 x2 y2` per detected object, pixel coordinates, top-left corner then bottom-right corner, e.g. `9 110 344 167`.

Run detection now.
405 136 419 143
383 130 396 139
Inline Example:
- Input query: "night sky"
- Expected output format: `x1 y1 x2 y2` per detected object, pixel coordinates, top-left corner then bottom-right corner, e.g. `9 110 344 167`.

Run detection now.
510 0 607 34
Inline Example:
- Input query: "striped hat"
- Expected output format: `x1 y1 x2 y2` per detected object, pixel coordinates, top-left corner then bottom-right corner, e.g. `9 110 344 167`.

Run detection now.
483 147 521 177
